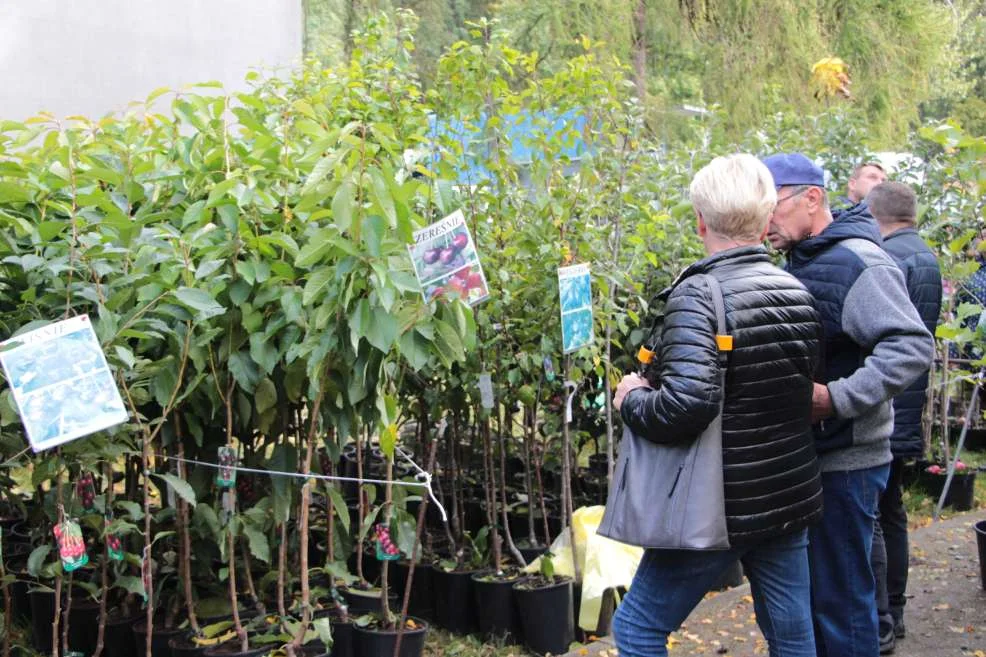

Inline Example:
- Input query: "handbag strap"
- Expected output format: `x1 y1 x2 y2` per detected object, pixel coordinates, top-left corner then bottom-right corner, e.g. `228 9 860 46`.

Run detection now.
700 273 731 375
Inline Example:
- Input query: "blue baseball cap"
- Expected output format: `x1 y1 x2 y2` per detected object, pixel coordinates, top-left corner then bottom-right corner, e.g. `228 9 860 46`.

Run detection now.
762 153 825 189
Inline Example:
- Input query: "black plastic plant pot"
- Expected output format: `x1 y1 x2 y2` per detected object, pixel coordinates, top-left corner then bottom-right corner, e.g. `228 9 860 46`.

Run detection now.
919 470 978 510
134 619 187 657
430 567 478 635
393 560 434 622
68 598 101 655
29 589 55 654
513 577 575 656
338 585 396 615
103 610 141 657
169 634 212 657
351 617 428 657
7 564 30 623
312 607 355 657
471 571 524 643
976 519 986 591
946 472 977 511
202 643 271 657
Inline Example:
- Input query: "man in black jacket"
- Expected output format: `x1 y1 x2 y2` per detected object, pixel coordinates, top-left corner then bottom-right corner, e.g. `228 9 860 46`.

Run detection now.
610 154 823 657
867 181 943 652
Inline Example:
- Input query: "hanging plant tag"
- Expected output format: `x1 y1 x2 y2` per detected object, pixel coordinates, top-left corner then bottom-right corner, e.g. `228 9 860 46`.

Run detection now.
478 373 494 409
220 490 234 526
216 446 237 488
373 524 400 561
543 356 556 382
407 209 490 306
76 472 96 510
558 264 594 353
140 546 151 603
0 314 129 452
53 520 88 572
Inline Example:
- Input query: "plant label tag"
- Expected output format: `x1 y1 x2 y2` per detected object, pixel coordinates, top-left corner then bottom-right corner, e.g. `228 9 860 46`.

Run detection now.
140 546 151 603
408 209 490 306
222 490 235 515
53 520 88 572
543 356 556 382
216 446 237 488
374 524 400 561
558 264 594 353
478 373 494 409
0 315 129 453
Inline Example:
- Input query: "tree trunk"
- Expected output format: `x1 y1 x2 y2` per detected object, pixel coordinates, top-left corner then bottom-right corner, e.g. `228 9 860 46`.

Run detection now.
632 0 648 101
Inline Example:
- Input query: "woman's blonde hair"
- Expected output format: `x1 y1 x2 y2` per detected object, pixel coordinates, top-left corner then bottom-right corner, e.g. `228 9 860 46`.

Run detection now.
689 154 777 242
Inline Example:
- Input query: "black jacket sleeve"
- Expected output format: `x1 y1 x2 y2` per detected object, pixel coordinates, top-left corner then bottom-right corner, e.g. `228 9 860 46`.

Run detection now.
620 275 722 444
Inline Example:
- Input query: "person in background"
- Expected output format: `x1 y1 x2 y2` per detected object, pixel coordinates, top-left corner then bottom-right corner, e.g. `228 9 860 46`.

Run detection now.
610 154 823 657
866 182 943 653
846 161 888 205
762 153 934 657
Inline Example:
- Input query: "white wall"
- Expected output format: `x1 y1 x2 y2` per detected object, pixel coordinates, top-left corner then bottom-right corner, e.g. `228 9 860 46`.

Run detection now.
0 1 303 121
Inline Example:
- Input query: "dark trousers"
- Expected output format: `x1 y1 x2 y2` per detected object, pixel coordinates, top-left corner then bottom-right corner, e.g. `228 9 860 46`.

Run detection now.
871 458 909 622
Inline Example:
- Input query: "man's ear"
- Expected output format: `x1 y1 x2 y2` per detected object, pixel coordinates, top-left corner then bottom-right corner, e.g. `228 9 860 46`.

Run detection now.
806 186 826 211
696 211 708 236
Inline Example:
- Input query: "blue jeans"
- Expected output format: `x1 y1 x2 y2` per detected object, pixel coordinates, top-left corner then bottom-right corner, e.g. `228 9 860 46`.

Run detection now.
612 529 815 657
808 464 890 657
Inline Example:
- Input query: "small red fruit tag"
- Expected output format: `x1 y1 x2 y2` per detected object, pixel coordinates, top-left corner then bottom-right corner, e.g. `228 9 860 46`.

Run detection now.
374 523 400 561
216 446 237 488
53 520 89 572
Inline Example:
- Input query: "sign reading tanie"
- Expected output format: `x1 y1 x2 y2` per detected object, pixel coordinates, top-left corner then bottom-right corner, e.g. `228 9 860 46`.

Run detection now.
408 209 490 306
0 315 128 452
558 264 594 353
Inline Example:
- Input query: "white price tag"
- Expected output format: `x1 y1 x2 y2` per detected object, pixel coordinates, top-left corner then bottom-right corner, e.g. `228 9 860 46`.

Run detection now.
478 373 494 409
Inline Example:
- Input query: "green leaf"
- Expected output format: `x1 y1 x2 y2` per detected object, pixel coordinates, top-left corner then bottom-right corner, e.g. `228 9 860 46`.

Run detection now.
153 473 197 508
115 500 144 521
367 309 400 352
27 545 51 577
332 179 355 233
228 351 259 392
327 485 350 534
114 575 146 596
303 269 333 306
206 178 239 208
235 260 256 285
174 287 225 320
302 153 337 195
241 522 270 564
379 423 397 460
368 168 397 228
255 377 277 414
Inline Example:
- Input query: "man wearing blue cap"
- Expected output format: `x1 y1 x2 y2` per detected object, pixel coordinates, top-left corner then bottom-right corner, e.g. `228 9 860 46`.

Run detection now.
761 153 933 657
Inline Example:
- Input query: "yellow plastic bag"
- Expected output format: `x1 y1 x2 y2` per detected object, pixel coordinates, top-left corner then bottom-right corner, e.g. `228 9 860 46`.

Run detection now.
523 506 643 630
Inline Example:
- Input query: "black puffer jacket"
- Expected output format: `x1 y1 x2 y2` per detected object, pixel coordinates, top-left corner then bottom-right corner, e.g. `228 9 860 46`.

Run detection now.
882 227 942 458
622 246 823 544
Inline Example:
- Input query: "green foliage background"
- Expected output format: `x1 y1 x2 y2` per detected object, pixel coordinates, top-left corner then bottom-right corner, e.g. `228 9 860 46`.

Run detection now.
305 0 986 144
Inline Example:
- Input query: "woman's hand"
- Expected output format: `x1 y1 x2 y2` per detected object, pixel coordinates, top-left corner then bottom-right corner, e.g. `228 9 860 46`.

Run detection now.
614 373 651 411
